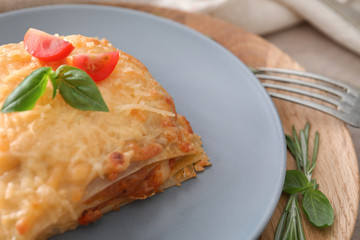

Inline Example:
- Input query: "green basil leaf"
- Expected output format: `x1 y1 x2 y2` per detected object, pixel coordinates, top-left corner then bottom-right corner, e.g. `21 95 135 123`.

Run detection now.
283 170 311 194
1 67 51 113
56 65 109 112
302 189 334 228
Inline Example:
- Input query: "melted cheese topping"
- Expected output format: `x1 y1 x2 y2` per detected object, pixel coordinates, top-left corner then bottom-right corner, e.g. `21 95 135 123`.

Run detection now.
0 35 204 239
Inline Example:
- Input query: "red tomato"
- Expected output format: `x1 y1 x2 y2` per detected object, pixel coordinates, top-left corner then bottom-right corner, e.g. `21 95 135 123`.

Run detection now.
67 51 120 82
24 28 74 61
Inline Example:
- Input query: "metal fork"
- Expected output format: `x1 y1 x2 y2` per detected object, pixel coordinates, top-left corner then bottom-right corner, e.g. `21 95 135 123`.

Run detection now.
252 67 360 128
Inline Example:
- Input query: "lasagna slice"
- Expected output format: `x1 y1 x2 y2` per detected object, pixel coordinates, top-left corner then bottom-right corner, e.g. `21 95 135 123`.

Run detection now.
0 34 210 240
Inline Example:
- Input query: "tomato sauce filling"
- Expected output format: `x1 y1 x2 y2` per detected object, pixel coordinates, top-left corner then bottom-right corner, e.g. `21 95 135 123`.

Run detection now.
79 159 175 225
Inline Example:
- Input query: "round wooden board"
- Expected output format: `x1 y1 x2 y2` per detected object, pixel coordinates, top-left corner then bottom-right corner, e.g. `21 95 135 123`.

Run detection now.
93 3 359 239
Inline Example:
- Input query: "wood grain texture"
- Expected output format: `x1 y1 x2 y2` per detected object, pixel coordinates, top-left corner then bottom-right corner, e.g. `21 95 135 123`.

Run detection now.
93 3 359 239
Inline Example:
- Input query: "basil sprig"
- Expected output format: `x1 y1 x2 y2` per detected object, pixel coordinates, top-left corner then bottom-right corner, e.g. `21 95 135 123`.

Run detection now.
1 65 109 113
275 123 334 240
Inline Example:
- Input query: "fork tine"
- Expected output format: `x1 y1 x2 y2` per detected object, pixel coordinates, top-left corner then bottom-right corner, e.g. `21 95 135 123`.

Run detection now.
256 74 355 102
267 91 346 121
262 82 341 107
257 67 356 95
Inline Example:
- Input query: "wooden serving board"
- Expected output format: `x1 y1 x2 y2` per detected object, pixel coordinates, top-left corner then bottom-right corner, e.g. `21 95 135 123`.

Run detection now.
93 3 359 239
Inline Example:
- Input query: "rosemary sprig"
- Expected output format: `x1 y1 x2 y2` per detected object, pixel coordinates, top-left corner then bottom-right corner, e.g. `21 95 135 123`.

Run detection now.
275 123 334 240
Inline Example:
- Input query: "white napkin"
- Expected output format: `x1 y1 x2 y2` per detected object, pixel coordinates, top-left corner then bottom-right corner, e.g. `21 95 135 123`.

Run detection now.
1 0 360 55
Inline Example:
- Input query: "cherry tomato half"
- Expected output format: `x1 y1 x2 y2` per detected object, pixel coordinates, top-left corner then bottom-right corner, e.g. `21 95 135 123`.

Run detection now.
67 51 120 82
24 28 75 61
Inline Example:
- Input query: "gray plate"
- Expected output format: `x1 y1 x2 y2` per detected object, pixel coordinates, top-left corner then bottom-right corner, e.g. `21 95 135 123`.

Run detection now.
0 5 286 240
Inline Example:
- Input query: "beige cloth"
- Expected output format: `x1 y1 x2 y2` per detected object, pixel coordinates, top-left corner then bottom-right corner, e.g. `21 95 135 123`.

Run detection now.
1 0 360 55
